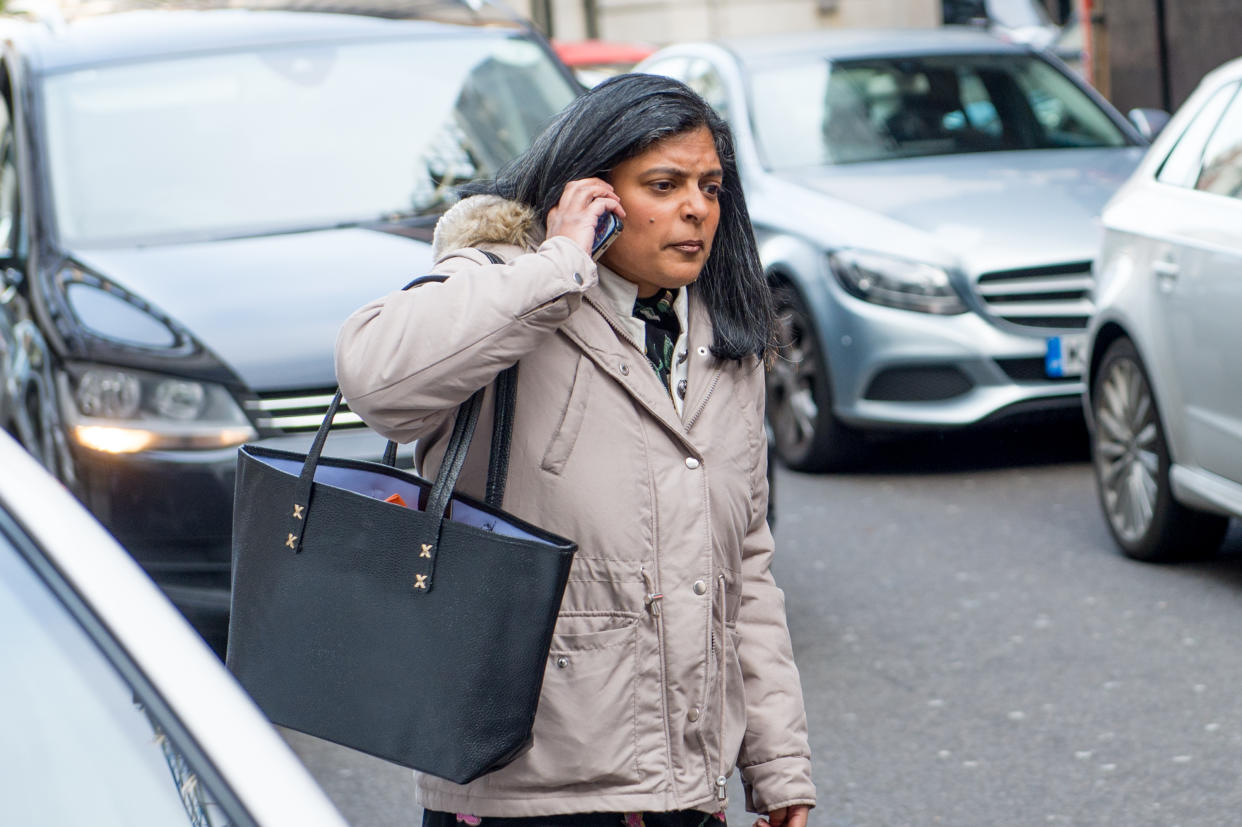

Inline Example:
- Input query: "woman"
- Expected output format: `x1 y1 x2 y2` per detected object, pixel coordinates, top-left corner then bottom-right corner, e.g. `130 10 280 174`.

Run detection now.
336 74 814 827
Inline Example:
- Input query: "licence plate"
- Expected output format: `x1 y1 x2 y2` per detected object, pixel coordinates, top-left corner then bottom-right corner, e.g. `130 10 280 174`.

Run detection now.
1045 334 1087 378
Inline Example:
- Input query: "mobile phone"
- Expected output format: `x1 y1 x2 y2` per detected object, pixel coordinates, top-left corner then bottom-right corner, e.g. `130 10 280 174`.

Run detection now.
591 212 622 261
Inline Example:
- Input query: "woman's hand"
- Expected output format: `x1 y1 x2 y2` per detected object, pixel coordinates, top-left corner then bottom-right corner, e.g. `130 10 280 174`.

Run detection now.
545 177 626 256
753 804 810 827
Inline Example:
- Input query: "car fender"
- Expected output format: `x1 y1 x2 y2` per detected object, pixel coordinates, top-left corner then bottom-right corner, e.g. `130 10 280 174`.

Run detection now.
755 229 852 411
1087 239 1190 464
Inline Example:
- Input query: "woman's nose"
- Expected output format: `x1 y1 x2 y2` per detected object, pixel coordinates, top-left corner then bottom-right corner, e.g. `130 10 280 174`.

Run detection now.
681 190 709 222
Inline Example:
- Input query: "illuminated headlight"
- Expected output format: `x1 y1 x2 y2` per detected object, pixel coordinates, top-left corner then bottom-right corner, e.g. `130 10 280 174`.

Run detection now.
60 365 257 454
829 249 967 315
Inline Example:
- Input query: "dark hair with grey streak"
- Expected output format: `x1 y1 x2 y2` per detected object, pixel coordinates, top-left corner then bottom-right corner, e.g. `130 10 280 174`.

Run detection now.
462 73 772 362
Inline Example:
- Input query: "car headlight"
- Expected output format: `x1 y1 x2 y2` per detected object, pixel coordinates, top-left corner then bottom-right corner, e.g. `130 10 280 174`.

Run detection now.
829 249 967 315
59 365 257 454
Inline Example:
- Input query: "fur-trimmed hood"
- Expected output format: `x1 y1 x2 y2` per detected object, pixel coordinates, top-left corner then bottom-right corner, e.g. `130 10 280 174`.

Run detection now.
431 195 541 260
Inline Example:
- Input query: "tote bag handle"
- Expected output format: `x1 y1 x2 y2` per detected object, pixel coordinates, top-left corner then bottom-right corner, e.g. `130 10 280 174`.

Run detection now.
284 250 518 563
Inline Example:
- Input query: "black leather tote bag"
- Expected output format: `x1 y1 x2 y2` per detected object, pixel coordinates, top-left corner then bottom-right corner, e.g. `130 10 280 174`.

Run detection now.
226 357 577 784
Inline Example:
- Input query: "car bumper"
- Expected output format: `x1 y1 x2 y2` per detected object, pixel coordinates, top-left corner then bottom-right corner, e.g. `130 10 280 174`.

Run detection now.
70 428 408 625
818 281 1085 429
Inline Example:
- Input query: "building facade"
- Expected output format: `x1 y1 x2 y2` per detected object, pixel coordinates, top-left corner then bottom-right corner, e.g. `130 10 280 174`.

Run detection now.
1087 0 1241 115
514 0 940 43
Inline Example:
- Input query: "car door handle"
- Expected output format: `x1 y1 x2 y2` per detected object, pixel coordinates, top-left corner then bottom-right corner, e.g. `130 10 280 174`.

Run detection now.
1152 257 1179 293
1152 258 1179 277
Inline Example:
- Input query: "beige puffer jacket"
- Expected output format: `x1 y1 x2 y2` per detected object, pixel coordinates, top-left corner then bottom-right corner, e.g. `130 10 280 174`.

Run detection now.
335 195 815 818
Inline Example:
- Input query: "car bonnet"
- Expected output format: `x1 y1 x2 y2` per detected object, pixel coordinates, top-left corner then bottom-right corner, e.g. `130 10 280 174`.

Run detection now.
773 147 1145 275
68 226 438 391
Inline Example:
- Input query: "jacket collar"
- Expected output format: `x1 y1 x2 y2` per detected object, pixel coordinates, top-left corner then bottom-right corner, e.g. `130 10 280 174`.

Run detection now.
562 283 722 446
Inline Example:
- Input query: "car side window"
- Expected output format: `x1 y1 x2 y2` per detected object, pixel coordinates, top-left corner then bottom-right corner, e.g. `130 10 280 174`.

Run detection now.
1156 82 1238 188
0 524 235 826
684 59 731 122
1195 87 1242 199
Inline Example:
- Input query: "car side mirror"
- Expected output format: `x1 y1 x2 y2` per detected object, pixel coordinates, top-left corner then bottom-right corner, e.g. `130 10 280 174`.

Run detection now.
1128 108 1171 142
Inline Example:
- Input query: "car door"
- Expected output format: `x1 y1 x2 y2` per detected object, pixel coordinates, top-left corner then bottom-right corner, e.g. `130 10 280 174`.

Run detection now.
0 508 249 825
1170 84 1242 484
0 431 348 826
1142 79 1242 483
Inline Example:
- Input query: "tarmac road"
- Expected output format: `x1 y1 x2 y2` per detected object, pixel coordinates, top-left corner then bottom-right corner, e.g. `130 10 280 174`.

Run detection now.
286 419 1242 826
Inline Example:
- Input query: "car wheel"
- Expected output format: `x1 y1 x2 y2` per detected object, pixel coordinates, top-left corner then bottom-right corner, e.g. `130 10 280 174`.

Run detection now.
1091 337 1228 562
766 283 864 472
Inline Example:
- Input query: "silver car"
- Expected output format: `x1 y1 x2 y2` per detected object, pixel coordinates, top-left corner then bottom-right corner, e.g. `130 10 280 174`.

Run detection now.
0 430 347 826
637 29 1147 470
1085 56 1242 562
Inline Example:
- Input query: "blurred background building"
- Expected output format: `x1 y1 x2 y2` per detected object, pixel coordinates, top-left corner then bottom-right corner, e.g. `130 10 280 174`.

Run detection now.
1080 0 1241 114
513 0 939 42
518 0 1241 118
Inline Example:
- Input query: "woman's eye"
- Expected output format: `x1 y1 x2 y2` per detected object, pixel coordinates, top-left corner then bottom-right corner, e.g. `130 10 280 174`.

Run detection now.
704 183 722 197
651 181 674 192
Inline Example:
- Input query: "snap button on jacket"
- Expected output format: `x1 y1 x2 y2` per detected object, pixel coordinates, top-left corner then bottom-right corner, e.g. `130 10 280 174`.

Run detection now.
335 196 815 818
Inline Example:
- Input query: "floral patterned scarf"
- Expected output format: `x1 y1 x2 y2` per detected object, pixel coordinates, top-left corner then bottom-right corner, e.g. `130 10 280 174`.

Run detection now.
632 287 680 394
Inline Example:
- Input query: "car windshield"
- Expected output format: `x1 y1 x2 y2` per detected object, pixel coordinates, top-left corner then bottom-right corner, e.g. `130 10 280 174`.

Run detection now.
749 52 1128 169
42 34 577 246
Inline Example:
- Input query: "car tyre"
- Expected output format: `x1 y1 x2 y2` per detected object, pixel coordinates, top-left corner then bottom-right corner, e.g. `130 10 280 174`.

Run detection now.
766 283 865 472
1090 337 1228 562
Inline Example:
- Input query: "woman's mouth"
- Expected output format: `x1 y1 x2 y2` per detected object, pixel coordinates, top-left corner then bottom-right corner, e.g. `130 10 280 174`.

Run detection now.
669 240 704 254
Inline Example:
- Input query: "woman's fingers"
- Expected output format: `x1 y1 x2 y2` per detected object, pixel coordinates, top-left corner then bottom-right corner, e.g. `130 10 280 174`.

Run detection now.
546 178 625 255
564 177 624 216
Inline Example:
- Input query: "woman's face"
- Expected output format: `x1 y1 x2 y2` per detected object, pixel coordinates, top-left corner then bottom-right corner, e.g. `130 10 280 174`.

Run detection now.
599 126 723 298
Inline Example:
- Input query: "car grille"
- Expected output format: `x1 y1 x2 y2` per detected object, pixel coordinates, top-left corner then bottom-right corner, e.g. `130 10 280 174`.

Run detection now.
864 365 975 401
996 357 1081 383
975 262 1094 330
245 389 366 434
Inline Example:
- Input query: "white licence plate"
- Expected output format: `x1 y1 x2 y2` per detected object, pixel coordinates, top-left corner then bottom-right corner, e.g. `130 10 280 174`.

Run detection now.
1045 334 1087 378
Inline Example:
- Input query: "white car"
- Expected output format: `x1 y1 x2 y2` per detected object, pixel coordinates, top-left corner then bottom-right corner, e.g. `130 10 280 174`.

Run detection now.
1085 56 1242 561
0 431 347 826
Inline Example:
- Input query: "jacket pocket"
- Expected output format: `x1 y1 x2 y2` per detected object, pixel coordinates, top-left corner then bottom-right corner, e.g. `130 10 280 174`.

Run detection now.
487 612 641 789
540 355 592 476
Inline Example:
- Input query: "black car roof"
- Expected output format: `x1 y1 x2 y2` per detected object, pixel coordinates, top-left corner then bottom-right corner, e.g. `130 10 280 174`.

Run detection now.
2 6 527 75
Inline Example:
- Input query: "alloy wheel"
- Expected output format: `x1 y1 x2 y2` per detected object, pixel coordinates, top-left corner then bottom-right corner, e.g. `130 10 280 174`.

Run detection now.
1093 354 1159 544
768 300 821 461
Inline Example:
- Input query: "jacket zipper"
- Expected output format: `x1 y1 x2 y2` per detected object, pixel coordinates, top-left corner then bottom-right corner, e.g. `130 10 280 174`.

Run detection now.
641 565 678 806
685 369 722 431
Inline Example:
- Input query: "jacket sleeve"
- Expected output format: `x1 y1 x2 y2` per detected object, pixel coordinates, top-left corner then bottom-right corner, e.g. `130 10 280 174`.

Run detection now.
335 236 596 444
736 364 817 814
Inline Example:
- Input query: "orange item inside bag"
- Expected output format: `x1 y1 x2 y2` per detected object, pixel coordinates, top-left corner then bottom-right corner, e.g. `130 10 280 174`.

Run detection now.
384 492 409 508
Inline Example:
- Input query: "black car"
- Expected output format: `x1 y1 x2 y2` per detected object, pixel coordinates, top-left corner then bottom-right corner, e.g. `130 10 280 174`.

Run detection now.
0 3 580 646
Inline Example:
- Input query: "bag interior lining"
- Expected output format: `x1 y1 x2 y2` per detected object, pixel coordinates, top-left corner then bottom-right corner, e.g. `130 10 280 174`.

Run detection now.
258 454 551 545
